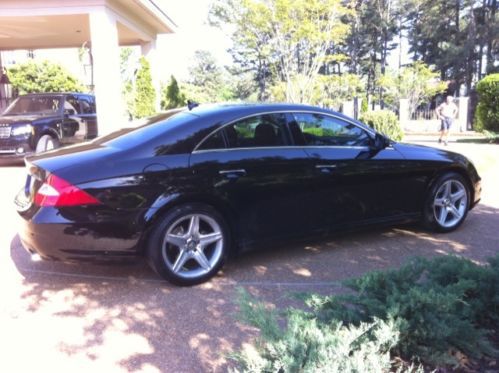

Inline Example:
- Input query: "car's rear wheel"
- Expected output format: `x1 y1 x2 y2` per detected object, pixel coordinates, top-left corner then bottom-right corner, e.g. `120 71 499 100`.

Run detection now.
146 204 230 286
422 172 470 232
36 134 59 153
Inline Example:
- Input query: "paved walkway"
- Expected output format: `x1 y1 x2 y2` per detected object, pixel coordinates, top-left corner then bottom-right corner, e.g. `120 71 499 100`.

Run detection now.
0 142 498 372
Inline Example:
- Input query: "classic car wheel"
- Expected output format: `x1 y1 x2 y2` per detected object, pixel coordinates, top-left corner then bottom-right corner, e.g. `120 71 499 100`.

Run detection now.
146 204 230 286
36 135 59 153
423 172 470 232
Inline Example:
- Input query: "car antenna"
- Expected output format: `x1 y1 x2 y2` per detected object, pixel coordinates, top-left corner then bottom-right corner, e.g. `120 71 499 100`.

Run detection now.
187 100 199 111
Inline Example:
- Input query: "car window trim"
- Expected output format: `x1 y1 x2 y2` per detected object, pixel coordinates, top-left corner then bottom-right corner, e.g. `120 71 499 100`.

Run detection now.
192 110 376 153
193 145 371 154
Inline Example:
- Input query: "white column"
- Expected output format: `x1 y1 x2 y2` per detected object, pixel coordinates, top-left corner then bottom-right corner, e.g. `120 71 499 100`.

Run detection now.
141 39 161 111
89 8 126 134
457 97 469 132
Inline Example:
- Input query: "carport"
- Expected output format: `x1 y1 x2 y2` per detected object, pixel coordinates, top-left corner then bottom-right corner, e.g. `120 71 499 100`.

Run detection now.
0 0 175 133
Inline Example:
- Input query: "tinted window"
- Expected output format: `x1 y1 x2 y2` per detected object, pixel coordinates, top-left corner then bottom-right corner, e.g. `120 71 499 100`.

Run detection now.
292 113 370 147
65 96 81 114
224 113 288 148
4 96 61 115
79 96 96 114
197 130 225 150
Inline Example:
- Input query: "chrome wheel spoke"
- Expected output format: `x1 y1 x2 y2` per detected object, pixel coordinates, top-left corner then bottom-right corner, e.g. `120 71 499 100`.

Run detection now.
187 215 200 237
443 181 451 198
451 189 465 203
199 232 223 247
449 205 462 219
166 233 186 248
172 249 190 273
438 207 448 225
434 198 445 207
192 250 211 270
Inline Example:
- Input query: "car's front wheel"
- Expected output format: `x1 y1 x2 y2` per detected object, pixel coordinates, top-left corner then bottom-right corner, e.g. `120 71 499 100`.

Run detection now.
36 134 59 153
146 204 230 286
422 172 470 232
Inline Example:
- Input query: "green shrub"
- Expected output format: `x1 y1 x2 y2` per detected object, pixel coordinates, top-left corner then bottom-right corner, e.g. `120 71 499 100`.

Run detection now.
231 289 407 373
475 73 499 132
233 255 499 371
360 110 404 141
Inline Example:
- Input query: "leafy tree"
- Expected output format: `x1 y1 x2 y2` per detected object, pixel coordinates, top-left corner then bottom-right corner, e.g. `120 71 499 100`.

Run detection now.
378 61 447 116
185 50 236 102
7 60 84 94
210 0 352 103
161 75 186 109
120 47 137 118
132 56 156 118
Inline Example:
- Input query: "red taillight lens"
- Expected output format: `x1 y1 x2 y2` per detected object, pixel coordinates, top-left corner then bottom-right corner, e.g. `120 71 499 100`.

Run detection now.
34 174 100 207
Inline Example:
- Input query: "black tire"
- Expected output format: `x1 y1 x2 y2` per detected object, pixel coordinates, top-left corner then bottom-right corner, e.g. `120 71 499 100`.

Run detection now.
146 203 230 286
422 172 470 232
35 134 59 153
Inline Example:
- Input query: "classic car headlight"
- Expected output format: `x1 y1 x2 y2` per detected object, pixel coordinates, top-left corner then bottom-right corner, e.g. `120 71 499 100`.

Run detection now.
11 124 33 136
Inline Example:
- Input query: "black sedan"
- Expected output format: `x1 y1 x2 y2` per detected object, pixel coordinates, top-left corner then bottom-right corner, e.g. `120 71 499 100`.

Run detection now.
15 103 481 285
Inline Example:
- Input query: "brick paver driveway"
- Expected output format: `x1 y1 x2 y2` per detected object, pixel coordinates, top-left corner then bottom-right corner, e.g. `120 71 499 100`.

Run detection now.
1 141 498 372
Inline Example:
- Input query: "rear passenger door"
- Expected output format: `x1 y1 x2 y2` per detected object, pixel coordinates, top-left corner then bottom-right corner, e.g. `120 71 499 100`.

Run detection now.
189 113 320 246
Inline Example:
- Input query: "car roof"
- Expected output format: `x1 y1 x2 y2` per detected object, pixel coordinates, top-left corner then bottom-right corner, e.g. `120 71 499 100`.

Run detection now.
22 92 94 97
184 102 371 132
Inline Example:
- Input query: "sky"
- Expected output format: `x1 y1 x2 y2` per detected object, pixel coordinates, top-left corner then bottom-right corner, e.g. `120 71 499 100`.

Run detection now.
156 0 232 81
1 0 409 85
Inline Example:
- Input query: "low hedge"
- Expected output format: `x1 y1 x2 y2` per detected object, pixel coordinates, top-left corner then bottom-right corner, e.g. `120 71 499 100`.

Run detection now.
233 255 499 372
360 110 404 141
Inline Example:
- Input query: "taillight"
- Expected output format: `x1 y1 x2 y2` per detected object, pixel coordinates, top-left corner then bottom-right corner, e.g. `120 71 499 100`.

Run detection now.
34 174 100 207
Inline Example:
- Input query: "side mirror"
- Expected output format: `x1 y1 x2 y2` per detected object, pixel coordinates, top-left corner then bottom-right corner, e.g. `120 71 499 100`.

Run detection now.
64 108 75 117
373 132 390 150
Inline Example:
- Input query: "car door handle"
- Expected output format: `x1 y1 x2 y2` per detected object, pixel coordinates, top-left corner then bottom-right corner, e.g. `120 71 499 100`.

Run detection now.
219 169 247 179
315 164 337 173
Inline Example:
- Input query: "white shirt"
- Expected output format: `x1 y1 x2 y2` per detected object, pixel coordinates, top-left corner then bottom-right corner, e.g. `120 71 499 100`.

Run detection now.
437 102 458 119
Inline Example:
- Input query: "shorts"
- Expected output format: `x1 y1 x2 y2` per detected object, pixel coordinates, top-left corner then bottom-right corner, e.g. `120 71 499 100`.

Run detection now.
441 117 453 131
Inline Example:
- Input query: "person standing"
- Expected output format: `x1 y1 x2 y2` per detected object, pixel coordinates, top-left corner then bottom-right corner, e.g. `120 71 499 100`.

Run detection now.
436 96 458 145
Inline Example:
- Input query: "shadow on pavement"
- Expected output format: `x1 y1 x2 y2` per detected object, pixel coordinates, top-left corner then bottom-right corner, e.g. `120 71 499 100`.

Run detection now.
8 203 499 372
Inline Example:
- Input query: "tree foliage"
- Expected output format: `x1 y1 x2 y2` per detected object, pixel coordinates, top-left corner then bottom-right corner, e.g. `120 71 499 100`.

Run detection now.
475 73 499 132
161 75 186 109
210 0 352 104
7 60 84 94
132 56 156 118
378 61 447 115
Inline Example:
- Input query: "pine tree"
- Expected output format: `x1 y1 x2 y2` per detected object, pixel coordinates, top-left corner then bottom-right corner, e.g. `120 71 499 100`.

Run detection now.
132 56 156 118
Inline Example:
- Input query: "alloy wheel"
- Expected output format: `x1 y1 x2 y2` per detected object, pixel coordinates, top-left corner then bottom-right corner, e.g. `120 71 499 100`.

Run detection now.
433 179 468 228
161 213 224 279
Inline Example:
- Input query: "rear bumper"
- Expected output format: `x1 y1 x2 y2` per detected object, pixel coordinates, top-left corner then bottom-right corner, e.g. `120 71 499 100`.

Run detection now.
16 205 143 262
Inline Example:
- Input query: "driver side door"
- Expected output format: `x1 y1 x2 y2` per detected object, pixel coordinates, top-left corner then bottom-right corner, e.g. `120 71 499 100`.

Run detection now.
289 112 416 229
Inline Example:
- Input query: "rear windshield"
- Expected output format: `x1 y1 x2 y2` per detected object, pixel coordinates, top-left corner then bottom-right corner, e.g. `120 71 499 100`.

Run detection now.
100 110 195 149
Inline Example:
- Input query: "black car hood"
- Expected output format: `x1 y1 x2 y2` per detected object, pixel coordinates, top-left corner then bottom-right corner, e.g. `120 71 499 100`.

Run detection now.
392 142 467 163
0 114 59 124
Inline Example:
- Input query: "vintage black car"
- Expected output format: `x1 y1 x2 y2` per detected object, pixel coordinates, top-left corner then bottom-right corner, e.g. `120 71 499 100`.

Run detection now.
15 103 481 286
0 93 98 159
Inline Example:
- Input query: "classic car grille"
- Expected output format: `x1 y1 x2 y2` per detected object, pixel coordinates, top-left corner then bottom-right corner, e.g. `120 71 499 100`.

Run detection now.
0 127 11 139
